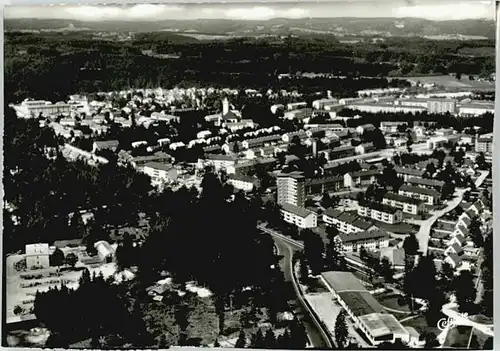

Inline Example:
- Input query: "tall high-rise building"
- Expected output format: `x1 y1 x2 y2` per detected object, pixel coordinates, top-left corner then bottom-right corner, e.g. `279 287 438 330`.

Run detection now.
277 172 305 208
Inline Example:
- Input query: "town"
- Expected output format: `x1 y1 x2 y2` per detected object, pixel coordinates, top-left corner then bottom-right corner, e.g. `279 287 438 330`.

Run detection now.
5 81 493 349
3 3 496 350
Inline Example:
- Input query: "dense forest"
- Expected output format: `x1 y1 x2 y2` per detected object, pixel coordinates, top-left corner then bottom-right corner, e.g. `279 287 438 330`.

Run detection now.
5 31 495 102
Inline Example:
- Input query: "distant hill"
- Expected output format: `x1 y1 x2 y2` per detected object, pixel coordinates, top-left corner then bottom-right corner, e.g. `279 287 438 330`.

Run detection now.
4 17 495 39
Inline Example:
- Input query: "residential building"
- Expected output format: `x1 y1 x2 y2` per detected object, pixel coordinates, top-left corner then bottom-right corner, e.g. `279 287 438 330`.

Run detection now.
25 243 50 270
282 131 308 143
356 124 376 135
283 108 313 121
323 209 377 234
94 241 115 263
200 154 238 172
280 203 318 228
344 170 380 188
15 99 71 118
427 98 457 114
329 145 356 160
312 98 338 110
355 142 375 154
226 158 277 175
475 136 493 154
286 102 307 111
304 175 344 195
382 192 426 216
335 229 390 252
142 162 178 189
131 152 173 168
396 98 428 108
93 140 119 153
380 121 408 133
357 200 403 224
347 102 426 114
394 167 425 181
444 252 462 269
277 172 306 207
227 174 260 192
406 177 444 191
458 103 495 117
320 271 411 346
398 185 440 205
241 135 282 149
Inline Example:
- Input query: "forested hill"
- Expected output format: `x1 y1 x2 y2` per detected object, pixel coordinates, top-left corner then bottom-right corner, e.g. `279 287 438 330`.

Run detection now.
5 17 495 38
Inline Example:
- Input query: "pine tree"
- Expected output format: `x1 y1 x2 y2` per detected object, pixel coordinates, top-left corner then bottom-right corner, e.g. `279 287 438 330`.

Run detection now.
235 329 247 348
214 338 220 347
264 329 276 348
334 310 348 348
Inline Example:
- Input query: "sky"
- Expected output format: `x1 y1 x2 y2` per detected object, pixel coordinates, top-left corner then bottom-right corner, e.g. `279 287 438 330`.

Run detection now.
4 1 495 22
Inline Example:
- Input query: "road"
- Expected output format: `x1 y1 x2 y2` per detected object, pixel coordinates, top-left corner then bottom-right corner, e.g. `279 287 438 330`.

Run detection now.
441 303 493 336
260 225 333 348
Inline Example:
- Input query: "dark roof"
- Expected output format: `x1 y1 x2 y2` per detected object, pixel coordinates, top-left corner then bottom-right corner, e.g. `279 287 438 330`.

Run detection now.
399 184 440 198
349 169 381 178
407 177 444 188
222 110 240 121
94 140 119 148
394 167 425 177
305 175 343 186
206 154 237 161
337 291 385 317
331 145 355 153
281 203 315 218
324 210 374 230
228 174 258 183
358 200 400 214
446 252 462 265
338 229 390 244
383 192 424 205
449 242 464 254
460 216 471 227
455 225 469 235
143 162 173 172
321 271 366 292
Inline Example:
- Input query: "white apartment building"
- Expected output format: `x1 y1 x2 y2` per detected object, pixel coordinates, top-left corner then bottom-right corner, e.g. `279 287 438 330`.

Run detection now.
277 172 306 207
280 203 317 228
398 185 440 206
143 162 178 189
25 243 50 270
357 200 403 224
382 192 426 216
323 209 377 234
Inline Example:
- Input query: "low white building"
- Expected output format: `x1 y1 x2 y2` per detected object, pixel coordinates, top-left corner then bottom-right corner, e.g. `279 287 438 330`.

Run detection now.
281 203 317 229
25 243 50 270
142 162 178 189
227 174 259 192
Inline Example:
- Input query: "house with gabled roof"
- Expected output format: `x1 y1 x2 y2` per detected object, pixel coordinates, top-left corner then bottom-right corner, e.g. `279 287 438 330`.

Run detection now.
399 184 440 205
281 203 318 229
394 167 425 181
445 242 464 257
323 209 377 234
444 252 462 269
335 229 390 253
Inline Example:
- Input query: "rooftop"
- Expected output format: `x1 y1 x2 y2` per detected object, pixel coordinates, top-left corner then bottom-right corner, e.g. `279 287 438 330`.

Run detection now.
383 192 424 205
358 313 409 338
143 162 173 172
321 271 367 293
394 166 425 177
358 200 400 214
281 203 315 218
324 209 374 231
407 177 444 188
338 229 390 244
399 184 440 198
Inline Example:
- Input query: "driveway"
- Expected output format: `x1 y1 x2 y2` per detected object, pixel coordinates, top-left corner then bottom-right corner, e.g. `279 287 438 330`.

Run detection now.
417 188 468 256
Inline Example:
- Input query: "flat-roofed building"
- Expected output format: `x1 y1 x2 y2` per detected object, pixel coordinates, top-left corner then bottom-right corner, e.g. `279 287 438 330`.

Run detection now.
344 169 380 188
320 271 410 346
406 177 444 191
427 98 457 114
25 243 50 270
277 172 306 207
394 167 425 181
475 135 493 154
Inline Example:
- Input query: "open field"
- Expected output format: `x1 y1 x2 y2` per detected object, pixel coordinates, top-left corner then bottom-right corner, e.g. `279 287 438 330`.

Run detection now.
399 75 495 90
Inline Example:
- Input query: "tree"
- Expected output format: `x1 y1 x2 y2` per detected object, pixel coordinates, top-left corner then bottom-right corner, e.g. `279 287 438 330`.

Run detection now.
454 270 477 313
469 217 484 248
359 246 368 262
50 248 65 267
334 310 348 348
379 257 394 282
250 329 265 348
235 329 247 348
320 192 333 208
65 252 78 268
214 338 220 347
403 234 420 256
264 329 276 348
455 72 462 80
302 229 325 275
